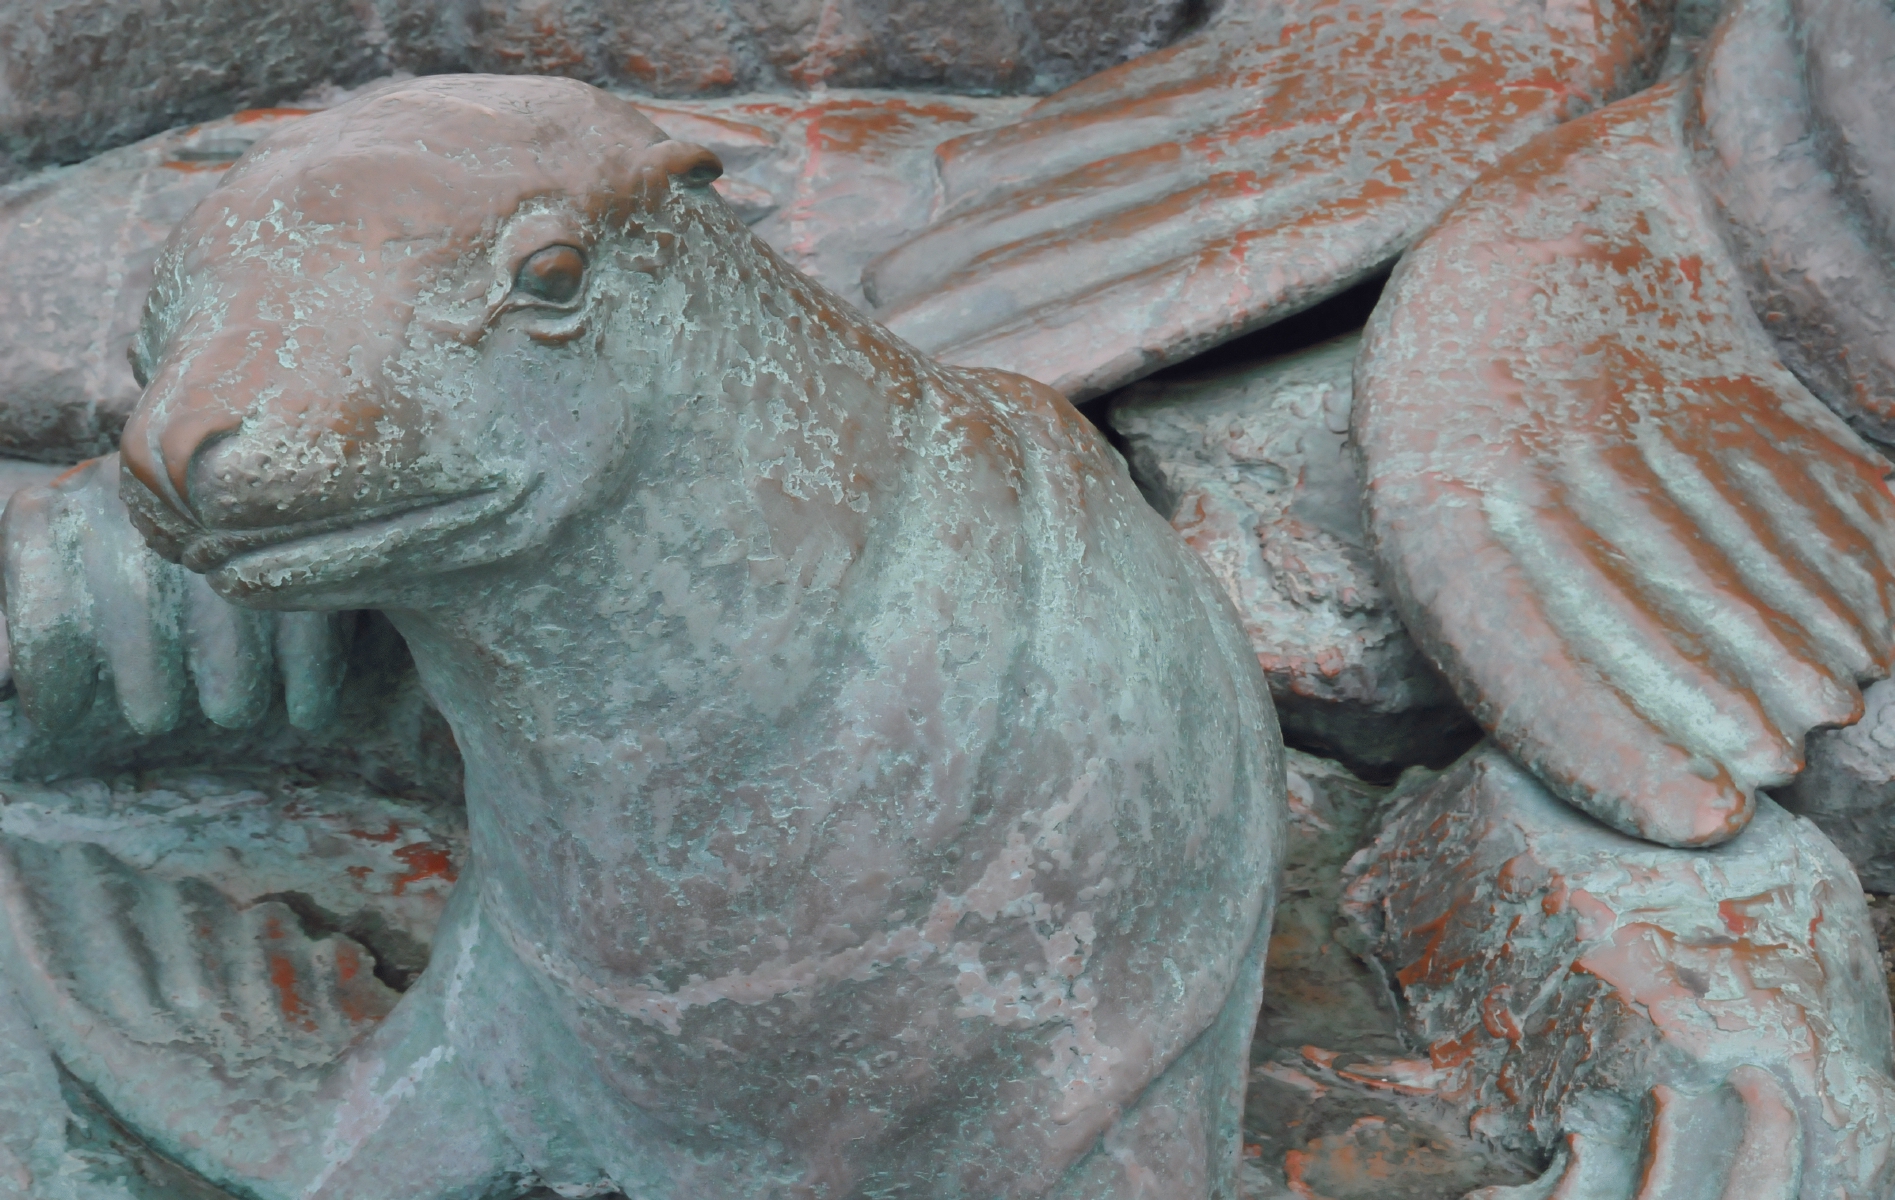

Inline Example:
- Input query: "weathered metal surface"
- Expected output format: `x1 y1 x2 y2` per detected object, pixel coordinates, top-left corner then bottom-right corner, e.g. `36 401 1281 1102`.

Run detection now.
1687 0 1895 444
0 0 1197 175
1106 334 1476 775
0 1 1891 1194
1355 80 1895 848
1242 751 1541 1198
1780 678 1895 894
0 769 462 1200
0 89 1033 464
0 0 1687 463
0 455 356 737
865 0 1677 400
0 111 310 463
649 92 1037 309
0 771 464 1055
1345 744 1895 1199
3 76 1285 1199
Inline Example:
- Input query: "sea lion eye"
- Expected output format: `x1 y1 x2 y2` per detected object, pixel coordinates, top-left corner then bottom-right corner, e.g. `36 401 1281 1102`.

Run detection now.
515 244 586 305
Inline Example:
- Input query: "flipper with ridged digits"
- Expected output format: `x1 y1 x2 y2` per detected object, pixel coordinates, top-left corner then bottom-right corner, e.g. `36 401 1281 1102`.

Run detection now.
1354 81 1895 846
0 772 494 1198
865 0 1675 400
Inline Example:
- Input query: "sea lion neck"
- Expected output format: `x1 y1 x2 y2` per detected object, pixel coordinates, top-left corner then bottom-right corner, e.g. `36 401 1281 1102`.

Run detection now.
377 243 964 763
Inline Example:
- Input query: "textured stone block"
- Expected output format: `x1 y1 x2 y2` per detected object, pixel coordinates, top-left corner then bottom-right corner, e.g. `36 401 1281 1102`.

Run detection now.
0 0 1199 174
1779 678 1895 894
1107 334 1475 774
1345 744 1895 1199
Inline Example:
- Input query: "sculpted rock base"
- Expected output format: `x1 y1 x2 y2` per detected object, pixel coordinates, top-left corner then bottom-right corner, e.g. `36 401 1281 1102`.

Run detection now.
1107 335 1477 777
0 0 1195 176
1780 678 1895 894
1242 752 1539 1198
1344 745 1895 1199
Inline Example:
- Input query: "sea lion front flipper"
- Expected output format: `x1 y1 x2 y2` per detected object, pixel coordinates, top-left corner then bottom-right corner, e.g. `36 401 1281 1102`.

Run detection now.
1354 81 1895 847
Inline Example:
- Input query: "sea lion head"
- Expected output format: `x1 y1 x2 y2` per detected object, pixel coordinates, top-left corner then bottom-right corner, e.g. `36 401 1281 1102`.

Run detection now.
119 74 728 608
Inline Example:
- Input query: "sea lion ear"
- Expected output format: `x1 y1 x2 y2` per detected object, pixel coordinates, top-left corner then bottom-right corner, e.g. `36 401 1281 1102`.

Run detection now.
648 141 723 188
608 139 726 214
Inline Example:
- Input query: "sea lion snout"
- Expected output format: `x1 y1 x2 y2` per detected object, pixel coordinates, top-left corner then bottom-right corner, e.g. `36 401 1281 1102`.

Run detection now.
121 303 414 532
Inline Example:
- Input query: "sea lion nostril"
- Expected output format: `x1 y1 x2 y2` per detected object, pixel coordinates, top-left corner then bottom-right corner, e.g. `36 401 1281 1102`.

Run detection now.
159 404 247 520
119 389 247 527
515 244 586 305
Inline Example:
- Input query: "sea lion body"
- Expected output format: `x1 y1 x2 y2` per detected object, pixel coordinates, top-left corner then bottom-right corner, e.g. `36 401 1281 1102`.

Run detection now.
15 75 1286 1199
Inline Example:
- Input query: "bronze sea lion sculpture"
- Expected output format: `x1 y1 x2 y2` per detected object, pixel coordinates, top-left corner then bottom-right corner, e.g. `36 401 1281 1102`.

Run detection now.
0 75 1285 1200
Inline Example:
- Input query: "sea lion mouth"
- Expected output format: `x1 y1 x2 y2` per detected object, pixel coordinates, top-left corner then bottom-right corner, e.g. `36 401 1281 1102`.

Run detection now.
179 486 512 574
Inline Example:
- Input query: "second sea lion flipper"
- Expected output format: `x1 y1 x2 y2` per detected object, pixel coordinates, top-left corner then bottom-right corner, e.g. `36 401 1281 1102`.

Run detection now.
1355 82 1895 847
864 0 1674 401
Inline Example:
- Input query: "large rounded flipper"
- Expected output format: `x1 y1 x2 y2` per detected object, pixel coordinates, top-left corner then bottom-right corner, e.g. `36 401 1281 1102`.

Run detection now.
864 0 1677 399
1354 82 1895 846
